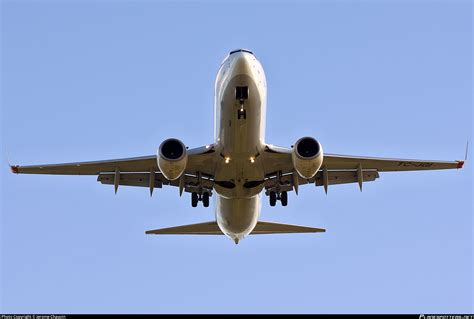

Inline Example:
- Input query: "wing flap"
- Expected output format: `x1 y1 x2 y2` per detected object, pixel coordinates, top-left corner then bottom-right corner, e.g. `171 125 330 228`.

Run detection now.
97 172 214 194
265 170 379 194
98 172 163 188
314 170 379 186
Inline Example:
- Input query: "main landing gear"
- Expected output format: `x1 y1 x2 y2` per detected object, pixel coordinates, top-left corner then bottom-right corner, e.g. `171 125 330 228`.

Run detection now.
191 192 209 208
269 191 288 207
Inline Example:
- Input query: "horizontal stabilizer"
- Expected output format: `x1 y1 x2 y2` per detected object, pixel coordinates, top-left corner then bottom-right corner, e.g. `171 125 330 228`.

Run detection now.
145 221 222 235
145 221 325 235
251 221 325 234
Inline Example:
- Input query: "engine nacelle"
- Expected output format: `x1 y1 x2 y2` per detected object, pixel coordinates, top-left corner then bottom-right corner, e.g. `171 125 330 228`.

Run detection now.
292 137 324 179
157 138 188 181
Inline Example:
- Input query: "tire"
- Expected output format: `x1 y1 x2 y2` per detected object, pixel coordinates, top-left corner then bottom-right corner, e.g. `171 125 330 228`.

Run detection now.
237 109 247 120
202 192 209 207
191 192 199 207
281 191 288 206
269 191 277 207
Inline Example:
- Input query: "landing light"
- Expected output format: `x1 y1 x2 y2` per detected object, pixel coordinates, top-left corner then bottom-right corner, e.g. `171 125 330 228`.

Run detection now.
225 157 231 164
250 157 255 163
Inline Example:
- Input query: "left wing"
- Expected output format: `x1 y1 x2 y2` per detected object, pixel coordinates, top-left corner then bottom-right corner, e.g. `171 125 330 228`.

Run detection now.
263 144 464 193
322 154 464 172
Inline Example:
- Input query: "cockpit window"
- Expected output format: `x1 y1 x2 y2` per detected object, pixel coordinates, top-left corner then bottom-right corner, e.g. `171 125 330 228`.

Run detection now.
229 49 253 55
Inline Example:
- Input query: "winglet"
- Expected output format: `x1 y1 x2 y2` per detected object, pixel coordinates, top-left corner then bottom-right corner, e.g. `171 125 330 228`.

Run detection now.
457 141 469 169
464 141 469 161
6 150 18 174
10 165 19 174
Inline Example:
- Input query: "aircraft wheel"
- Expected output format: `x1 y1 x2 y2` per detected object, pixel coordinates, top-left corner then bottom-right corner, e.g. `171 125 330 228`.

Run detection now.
269 191 277 207
281 191 288 206
202 192 209 207
191 192 199 207
238 109 247 120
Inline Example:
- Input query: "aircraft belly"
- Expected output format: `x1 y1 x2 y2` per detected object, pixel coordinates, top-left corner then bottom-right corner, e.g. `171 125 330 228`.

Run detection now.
212 54 268 242
214 74 265 199
219 75 262 152
216 195 261 241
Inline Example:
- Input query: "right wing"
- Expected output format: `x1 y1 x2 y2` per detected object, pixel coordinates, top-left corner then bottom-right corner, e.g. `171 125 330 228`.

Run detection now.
11 155 158 175
11 144 217 195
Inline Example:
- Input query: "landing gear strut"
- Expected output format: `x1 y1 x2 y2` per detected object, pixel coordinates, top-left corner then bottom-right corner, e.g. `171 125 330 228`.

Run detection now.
236 86 248 120
269 191 288 207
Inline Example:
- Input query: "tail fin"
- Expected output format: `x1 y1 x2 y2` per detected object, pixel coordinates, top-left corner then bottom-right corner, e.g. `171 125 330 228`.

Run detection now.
145 221 325 235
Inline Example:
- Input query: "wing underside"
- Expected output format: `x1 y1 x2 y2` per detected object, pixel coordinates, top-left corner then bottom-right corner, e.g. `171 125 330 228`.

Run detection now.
11 144 216 176
322 154 464 171
10 144 217 195
262 144 464 194
10 142 464 196
10 155 158 175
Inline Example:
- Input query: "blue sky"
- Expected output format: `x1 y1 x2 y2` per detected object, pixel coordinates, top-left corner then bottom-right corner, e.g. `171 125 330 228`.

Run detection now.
1 0 472 314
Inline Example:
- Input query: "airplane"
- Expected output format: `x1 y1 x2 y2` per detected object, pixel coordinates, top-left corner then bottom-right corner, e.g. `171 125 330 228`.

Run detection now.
10 48 466 244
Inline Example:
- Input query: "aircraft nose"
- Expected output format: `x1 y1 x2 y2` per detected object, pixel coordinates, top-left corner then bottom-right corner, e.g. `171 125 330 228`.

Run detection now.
231 53 252 75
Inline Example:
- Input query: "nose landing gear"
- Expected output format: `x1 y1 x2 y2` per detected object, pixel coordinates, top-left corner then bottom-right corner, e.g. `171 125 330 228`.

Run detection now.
235 86 248 120
237 107 247 120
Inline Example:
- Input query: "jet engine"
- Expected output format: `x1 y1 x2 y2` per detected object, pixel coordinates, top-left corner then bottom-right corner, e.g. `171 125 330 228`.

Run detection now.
292 137 324 179
157 138 188 180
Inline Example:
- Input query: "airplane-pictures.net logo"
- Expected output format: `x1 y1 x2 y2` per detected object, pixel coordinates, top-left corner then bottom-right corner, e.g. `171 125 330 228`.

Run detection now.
420 315 474 319
2 316 66 319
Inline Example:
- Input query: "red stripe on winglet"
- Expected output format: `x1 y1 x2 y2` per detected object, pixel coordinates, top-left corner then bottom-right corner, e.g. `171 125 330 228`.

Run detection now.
11 165 19 174
457 161 464 169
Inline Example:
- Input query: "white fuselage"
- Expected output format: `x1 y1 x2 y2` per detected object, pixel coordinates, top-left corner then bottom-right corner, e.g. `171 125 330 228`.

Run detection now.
213 51 267 243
